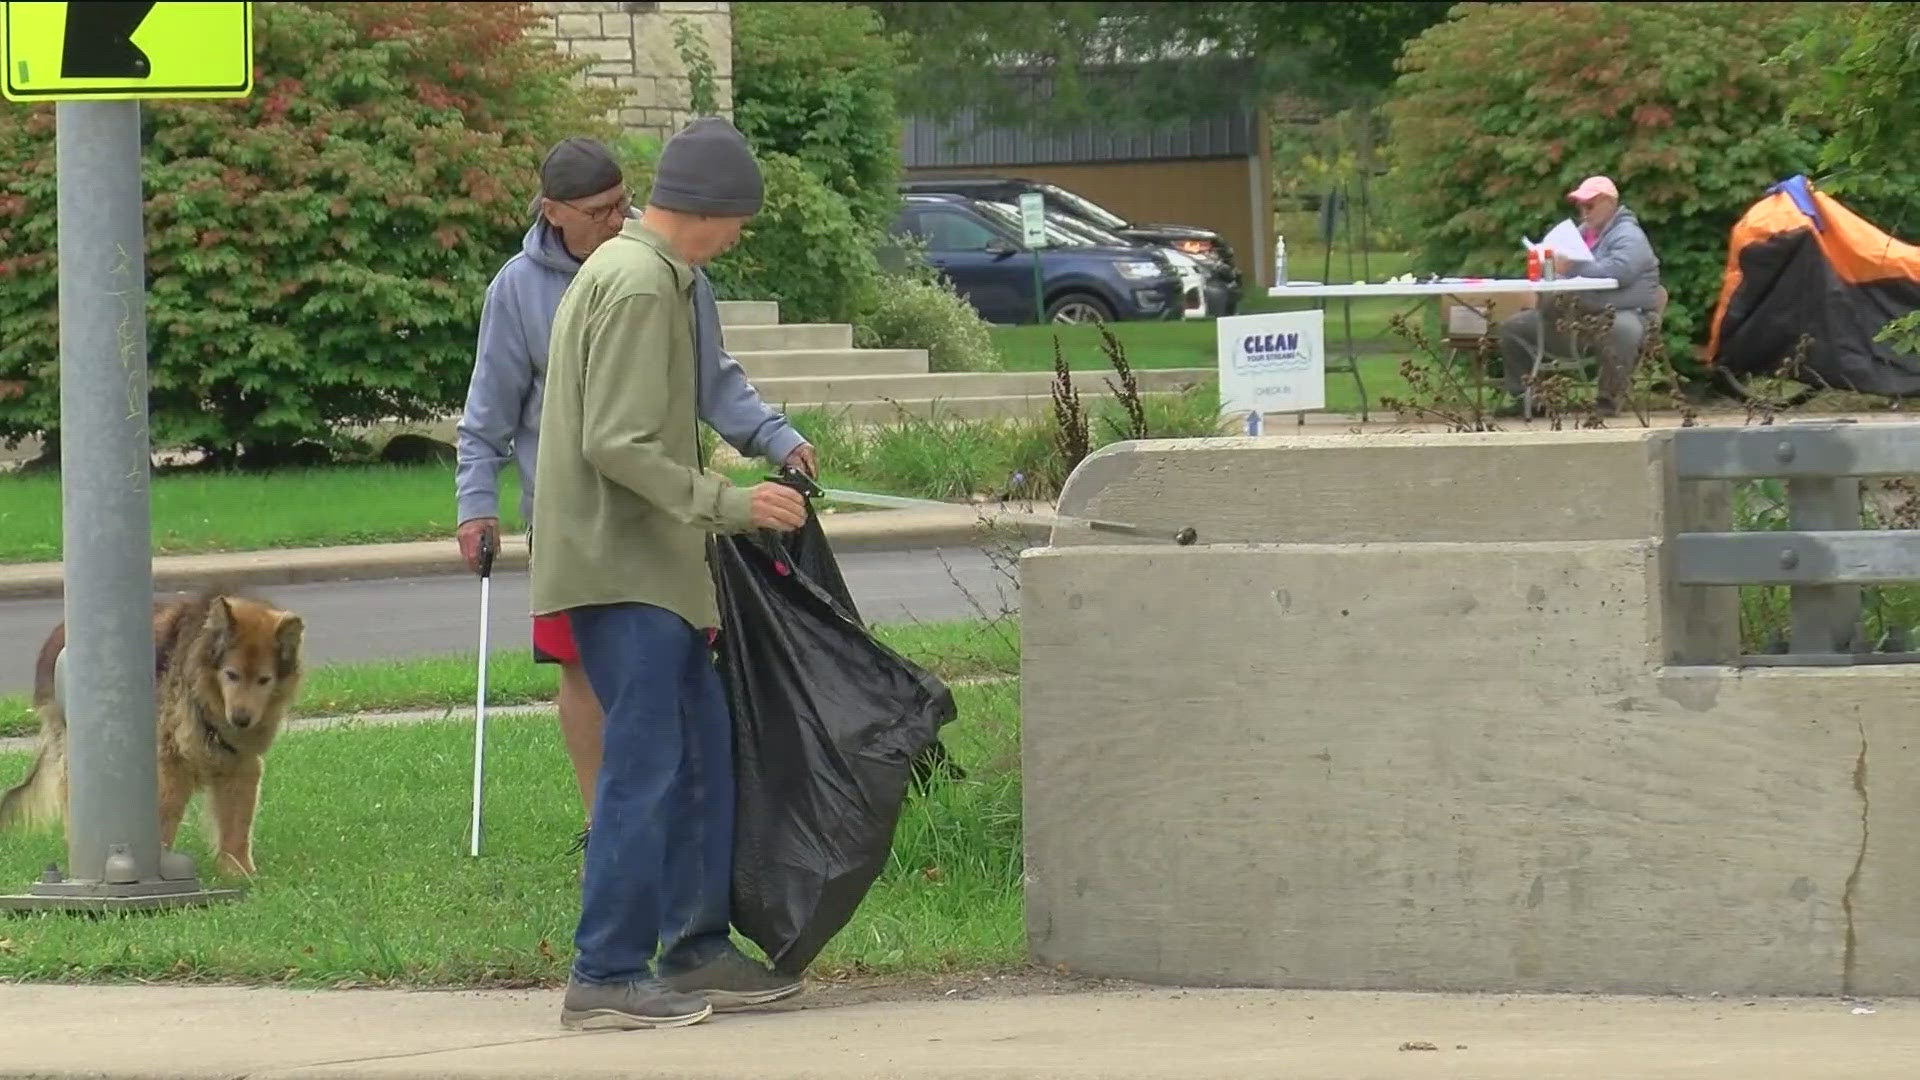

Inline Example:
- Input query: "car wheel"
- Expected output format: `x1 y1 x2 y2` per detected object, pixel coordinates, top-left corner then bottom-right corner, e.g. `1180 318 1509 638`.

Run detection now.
1047 293 1113 325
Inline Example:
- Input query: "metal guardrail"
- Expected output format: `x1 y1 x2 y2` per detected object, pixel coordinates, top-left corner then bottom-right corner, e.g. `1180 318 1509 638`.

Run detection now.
1670 421 1920 667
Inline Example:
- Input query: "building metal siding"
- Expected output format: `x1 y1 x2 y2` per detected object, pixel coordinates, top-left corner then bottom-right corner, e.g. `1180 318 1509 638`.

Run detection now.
895 66 1278 289
904 108 1255 169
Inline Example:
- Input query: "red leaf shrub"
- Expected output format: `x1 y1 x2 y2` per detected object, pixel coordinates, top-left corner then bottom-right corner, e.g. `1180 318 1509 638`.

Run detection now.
0 1 618 461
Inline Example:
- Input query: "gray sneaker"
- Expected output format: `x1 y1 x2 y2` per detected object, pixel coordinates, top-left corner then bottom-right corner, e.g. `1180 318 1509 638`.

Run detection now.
560 976 714 1030
664 950 804 1011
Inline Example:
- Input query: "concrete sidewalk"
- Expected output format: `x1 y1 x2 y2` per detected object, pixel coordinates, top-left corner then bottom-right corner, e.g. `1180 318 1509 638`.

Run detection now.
0 982 1915 1079
0 505 1050 602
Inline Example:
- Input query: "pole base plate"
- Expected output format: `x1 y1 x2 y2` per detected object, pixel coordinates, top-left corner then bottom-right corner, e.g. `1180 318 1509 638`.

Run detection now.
0 873 243 914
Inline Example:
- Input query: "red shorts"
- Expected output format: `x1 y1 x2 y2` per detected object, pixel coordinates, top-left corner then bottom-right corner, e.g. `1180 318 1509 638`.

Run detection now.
532 611 719 665
531 612 578 665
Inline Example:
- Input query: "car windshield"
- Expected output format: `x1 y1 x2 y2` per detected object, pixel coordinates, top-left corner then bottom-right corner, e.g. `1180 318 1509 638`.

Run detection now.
1041 185 1130 230
974 200 1101 248
1045 211 1132 248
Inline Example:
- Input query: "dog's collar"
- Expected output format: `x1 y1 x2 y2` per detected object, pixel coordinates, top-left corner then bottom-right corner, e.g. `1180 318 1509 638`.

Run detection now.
196 704 239 756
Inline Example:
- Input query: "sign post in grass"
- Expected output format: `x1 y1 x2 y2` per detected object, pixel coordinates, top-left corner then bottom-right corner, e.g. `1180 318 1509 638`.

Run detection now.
1020 191 1048 325
0 0 254 913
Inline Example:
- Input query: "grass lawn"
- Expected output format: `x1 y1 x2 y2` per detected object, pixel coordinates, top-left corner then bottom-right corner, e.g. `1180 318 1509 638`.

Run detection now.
986 241 1430 420
989 297 1430 372
0 618 1020 739
0 677 1022 986
989 319 1416 419
0 460 869 566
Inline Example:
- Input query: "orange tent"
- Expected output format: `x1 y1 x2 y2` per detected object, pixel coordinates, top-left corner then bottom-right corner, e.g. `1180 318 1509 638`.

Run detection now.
1707 175 1920 397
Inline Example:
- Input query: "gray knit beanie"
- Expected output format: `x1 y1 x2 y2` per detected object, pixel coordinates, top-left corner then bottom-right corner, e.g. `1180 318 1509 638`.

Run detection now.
647 117 763 217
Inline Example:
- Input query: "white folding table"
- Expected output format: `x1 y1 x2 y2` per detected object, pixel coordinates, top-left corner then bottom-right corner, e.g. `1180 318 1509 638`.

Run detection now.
1265 276 1620 421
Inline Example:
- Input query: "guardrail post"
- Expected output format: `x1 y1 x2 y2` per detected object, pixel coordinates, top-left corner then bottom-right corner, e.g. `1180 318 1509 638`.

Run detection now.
1667 421 1920 667
1781 474 1858 653
1787 476 1864 654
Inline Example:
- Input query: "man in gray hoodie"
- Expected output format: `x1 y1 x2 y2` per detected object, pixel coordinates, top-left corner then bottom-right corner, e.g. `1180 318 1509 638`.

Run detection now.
1497 175 1663 417
453 137 814 845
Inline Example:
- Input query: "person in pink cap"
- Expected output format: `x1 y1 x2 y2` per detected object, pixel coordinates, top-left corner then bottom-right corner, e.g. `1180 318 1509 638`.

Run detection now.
1496 174 1662 417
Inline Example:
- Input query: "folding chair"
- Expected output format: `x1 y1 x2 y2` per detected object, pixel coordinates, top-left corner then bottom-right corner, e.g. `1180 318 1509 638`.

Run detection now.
1520 285 1669 419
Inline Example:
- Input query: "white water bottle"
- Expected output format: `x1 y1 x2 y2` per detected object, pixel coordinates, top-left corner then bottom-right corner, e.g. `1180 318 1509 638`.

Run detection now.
1273 234 1288 285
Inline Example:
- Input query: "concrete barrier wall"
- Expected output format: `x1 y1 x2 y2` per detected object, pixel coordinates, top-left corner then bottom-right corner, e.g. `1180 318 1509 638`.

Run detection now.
1019 434 1920 997
1051 430 1708 546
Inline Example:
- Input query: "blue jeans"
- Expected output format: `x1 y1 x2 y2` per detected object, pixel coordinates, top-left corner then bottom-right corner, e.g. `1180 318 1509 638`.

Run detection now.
568 602 735 984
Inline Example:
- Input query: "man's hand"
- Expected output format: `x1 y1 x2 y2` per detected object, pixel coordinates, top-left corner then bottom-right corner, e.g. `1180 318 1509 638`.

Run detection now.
457 517 500 574
785 443 818 478
1553 253 1574 277
749 482 808 532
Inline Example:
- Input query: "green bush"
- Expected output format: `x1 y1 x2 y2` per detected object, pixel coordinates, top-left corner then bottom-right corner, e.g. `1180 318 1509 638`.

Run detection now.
853 272 1000 373
0 1 616 461
731 2 905 234
1788 1 1920 355
703 151 883 325
610 124 881 328
612 132 663 177
1380 1 1838 375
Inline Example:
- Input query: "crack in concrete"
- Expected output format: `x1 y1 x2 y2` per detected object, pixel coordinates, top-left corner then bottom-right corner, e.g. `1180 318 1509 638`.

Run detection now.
1842 714 1869 998
265 1032 592 1077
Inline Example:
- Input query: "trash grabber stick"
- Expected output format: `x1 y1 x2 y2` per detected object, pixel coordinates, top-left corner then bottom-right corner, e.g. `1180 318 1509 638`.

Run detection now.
818 487 1204 546
468 529 495 858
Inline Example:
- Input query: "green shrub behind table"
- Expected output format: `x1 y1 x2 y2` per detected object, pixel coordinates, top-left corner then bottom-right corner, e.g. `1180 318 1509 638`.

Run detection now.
1789 0 1920 357
0 1 616 463
1379 1 1845 379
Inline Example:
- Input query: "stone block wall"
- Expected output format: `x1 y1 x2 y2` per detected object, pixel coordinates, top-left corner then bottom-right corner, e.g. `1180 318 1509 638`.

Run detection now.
531 1 732 144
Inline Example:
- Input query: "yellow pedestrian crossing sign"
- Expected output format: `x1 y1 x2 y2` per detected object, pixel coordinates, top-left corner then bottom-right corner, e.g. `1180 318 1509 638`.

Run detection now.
1 1 253 102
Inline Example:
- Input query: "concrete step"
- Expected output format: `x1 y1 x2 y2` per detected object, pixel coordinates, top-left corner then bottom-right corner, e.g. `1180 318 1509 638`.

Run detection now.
751 368 1212 409
717 300 778 326
731 348 930 379
720 322 853 352
773 390 1212 426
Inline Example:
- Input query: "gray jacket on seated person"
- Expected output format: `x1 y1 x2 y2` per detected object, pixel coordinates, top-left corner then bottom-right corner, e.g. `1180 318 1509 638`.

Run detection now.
1561 204 1661 315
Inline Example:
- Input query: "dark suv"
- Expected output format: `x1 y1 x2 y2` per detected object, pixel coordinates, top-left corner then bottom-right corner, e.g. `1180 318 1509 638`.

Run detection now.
887 194 1184 325
899 176 1242 316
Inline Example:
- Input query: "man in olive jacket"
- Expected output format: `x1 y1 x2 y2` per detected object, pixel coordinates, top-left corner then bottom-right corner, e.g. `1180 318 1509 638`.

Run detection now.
532 118 809 1032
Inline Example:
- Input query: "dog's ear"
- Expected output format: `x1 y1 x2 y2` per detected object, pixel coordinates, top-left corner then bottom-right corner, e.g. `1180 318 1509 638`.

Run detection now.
274 612 304 676
203 597 234 658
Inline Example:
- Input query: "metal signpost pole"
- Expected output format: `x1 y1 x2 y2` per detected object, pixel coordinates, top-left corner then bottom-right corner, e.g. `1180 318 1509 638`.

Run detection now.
0 0 251 913
57 97 163 889
1020 191 1048 325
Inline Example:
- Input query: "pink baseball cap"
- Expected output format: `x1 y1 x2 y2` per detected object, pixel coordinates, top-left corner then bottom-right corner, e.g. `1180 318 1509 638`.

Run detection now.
1567 176 1618 203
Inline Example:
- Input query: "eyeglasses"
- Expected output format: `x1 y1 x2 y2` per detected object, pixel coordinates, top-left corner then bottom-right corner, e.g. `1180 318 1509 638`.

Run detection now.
560 187 633 225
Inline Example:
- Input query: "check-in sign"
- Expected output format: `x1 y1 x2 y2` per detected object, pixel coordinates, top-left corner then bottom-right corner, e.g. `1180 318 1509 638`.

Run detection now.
1216 309 1327 416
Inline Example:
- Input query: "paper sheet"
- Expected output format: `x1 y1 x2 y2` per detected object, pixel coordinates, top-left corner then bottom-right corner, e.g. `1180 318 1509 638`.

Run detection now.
1522 218 1595 263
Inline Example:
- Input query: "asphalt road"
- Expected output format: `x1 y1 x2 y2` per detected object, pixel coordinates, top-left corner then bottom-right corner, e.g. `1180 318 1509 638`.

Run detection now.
0 546 1019 697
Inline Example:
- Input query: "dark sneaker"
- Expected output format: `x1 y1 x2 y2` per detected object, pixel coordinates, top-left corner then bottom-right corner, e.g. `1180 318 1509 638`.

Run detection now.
560 976 713 1031
664 950 804 1011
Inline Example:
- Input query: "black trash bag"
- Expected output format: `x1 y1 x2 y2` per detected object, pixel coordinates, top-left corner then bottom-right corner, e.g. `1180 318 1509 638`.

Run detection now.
711 489 957 976
771 481 965 788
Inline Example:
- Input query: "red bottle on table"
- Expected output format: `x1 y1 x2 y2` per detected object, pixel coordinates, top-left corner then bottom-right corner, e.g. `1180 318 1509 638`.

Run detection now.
1526 247 1542 282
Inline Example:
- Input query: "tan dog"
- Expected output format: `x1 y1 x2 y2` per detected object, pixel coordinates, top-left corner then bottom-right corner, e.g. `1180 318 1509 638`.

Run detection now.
0 589 305 876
